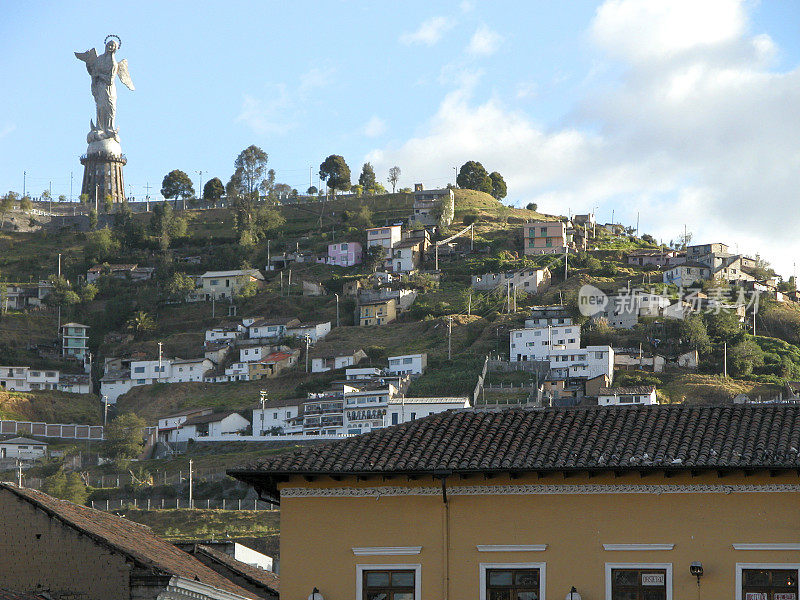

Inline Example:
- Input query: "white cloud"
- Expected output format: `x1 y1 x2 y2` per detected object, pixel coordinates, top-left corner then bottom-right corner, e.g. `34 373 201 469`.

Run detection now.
460 0 475 13
236 85 295 135
400 16 454 46
466 24 503 56
363 116 387 138
369 0 800 275
299 66 336 94
0 124 15 140
515 81 538 100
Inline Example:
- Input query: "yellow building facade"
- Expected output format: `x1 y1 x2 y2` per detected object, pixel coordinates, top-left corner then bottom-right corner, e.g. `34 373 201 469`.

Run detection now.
232 404 800 600
359 299 397 326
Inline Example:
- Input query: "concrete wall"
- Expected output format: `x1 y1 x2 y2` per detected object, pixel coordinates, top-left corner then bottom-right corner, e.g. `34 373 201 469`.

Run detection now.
277 471 800 600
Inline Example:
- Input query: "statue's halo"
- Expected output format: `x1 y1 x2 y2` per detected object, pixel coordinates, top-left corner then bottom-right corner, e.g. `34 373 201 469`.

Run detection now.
104 34 121 49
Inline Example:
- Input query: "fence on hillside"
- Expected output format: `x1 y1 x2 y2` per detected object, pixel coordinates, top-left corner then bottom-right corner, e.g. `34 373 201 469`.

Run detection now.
89 497 277 511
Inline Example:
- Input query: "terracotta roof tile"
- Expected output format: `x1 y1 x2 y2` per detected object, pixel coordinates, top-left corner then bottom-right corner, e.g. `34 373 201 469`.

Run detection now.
231 404 800 487
194 545 279 594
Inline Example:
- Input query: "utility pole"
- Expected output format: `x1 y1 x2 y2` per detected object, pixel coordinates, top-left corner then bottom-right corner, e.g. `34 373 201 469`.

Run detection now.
266 239 271 270
723 341 728 377
188 459 193 509
70 171 73 202
145 182 151 211
447 316 453 360
259 390 267 436
157 342 163 381
467 290 472 317
196 171 203 204
49 181 52 213
58 253 61 278
16 460 22 487
334 293 340 327
506 282 511 314
636 212 639 237
304 335 310 372
23 171 26 197
103 396 109 426
288 269 292 295
95 184 99 214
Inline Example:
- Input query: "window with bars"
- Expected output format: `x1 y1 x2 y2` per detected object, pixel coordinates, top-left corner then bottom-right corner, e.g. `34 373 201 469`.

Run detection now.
362 569 415 600
741 568 798 600
485 568 541 600
611 568 667 600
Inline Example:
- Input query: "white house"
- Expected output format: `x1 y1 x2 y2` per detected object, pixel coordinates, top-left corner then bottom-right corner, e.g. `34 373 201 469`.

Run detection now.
56 374 91 394
310 349 367 373
0 367 90 394
252 399 303 436
392 240 423 273
386 396 470 426
248 317 300 339
510 324 581 361
286 321 332 344
343 386 396 435
0 437 48 460
204 323 244 343
345 367 383 380
524 305 574 327
157 408 213 443
365 225 402 262
169 358 212 382
175 411 250 442
548 346 615 381
386 353 428 376
662 262 711 287
597 386 658 406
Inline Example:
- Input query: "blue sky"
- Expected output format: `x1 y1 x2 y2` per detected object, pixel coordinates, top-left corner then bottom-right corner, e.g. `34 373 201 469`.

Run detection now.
2 1 800 275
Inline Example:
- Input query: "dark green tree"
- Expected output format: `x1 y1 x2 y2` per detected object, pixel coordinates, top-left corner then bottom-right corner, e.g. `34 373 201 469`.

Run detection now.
203 177 225 205
228 145 270 200
319 155 351 198
307 185 318 196
88 208 98 230
104 413 147 465
680 314 712 355
166 272 196 302
365 245 385 273
457 161 492 194
0 193 14 228
489 171 507 200
161 170 195 207
526 202 538 211
358 163 377 194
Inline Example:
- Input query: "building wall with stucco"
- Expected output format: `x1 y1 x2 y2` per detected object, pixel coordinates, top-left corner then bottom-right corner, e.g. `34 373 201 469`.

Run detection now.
0 489 132 599
276 471 800 600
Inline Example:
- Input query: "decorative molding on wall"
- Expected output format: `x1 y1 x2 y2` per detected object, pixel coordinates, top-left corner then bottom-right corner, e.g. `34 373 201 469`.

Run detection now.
352 546 422 556
281 483 800 499
603 544 674 551
477 545 548 552
733 544 800 551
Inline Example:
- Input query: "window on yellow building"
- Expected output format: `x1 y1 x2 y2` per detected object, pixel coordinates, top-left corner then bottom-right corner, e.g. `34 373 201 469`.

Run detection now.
362 569 415 600
610 567 668 600
484 567 541 600
741 568 798 600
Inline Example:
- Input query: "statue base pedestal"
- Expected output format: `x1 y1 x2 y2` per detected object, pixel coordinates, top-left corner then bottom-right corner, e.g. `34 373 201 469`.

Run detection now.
80 142 127 204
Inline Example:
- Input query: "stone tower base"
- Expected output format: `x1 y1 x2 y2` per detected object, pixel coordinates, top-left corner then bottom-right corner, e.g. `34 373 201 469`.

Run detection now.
80 150 127 204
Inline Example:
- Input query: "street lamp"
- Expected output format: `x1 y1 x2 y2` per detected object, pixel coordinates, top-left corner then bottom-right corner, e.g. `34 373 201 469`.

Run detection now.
308 589 324 600
259 390 267 436
334 293 340 327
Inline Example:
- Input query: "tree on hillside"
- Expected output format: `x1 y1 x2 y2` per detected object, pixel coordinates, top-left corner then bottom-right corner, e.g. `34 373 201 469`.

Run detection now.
84 226 121 264
358 163 377 194
79 193 90 205
0 193 14 229
58 194 67 202
387 166 401 193
457 161 492 194
43 469 89 504
307 185 318 196
680 314 711 355
203 177 225 206
41 189 51 203
228 145 270 200
161 170 195 208
103 194 114 214
365 245 385 273
319 155 351 198
126 311 156 338
526 202 537 211
489 171 507 200
104 413 147 465
728 338 765 377
149 202 187 250
165 272 196 302
88 208 98 230
19 195 32 214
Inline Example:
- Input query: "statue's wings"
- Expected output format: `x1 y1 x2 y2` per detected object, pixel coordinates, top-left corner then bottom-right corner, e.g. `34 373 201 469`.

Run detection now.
117 59 135 91
74 48 97 74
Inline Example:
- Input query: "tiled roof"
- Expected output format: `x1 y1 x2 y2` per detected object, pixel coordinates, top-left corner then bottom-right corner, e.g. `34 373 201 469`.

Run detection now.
194 545 280 594
0 589 49 600
182 411 239 427
0 437 47 446
0 484 256 599
230 404 800 485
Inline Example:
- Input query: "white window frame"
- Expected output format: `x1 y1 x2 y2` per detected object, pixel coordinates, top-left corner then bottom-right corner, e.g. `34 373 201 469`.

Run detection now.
605 562 672 600
479 562 546 600
356 563 421 600
735 563 800 600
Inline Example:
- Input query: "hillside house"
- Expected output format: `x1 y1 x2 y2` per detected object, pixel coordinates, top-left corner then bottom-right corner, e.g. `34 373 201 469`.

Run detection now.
548 345 615 381
386 396 470 425
0 484 258 600
247 317 300 339
359 298 397 326
157 408 213 444
627 249 683 267
471 267 551 293
410 185 455 227
179 544 279 600
302 280 327 296
86 263 154 283
310 348 367 373
60 322 89 361
204 322 244 343
523 220 577 255
392 239 424 273
598 385 658 406
2 281 52 310
196 269 264 300
615 351 666 373
252 398 303 436
510 323 581 361
387 353 427 376
303 393 345 435
0 367 89 394
366 225 402 266
247 350 300 380
0 437 48 461
327 241 363 267
345 367 383 380
176 411 249 441
230 403 800 600
286 321 332 344
662 262 711 286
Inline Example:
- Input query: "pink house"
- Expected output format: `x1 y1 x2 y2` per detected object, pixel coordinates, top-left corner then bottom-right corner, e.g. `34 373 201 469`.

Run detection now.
328 242 363 267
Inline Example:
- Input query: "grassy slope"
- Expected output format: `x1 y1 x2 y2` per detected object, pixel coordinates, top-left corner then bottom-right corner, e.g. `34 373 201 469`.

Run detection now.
0 389 101 423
